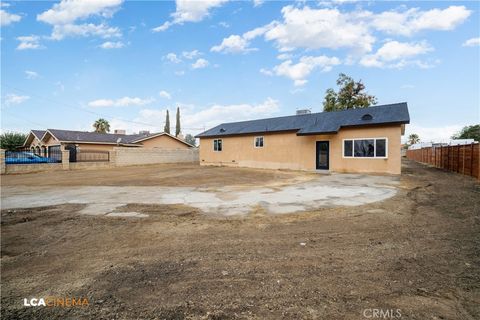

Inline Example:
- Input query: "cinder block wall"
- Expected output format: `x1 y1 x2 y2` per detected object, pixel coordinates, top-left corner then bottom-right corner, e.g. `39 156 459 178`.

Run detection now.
112 147 199 166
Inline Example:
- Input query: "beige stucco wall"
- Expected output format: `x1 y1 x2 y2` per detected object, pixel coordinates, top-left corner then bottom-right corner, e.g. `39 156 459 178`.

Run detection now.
138 135 191 149
198 125 403 174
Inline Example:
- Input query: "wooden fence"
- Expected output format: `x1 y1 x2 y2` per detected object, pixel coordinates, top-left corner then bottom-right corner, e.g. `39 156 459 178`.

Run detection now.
406 143 479 179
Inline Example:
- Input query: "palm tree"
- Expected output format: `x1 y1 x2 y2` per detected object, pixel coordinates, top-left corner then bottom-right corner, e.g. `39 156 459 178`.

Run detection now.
408 133 420 145
93 118 110 133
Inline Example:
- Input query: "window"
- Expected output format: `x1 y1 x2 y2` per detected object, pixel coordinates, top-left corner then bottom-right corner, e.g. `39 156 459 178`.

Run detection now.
254 136 264 148
376 139 386 157
344 140 353 157
213 139 222 152
343 138 388 158
354 139 374 157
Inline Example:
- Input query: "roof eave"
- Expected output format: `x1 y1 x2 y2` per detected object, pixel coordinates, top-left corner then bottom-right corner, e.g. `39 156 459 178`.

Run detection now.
196 129 300 139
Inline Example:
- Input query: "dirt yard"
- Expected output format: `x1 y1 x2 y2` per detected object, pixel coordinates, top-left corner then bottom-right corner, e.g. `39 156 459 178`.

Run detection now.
1 160 479 319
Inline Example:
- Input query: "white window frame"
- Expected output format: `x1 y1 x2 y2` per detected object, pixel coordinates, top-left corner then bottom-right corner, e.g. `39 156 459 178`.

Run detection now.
254 136 264 148
342 137 388 159
213 139 223 152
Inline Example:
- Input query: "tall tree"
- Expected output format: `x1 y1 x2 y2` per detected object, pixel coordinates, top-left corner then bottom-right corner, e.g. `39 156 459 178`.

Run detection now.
164 110 170 134
93 118 110 133
175 106 181 137
323 73 377 112
408 133 420 145
451 124 480 141
0 132 27 151
184 134 196 146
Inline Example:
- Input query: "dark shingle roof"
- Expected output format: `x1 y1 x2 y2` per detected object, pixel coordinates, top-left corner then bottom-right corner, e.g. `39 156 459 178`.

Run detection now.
196 103 409 138
46 129 153 145
31 130 46 139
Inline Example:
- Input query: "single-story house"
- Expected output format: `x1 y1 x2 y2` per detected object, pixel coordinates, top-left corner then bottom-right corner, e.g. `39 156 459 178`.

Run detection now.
195 103 410 174
24 129 194 157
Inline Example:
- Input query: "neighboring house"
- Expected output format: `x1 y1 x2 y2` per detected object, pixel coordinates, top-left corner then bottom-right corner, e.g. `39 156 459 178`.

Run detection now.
196 103 410 174
23 129 194 156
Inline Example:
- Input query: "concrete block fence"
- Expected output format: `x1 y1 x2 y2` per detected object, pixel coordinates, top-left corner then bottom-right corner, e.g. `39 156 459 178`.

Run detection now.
1 147 199 174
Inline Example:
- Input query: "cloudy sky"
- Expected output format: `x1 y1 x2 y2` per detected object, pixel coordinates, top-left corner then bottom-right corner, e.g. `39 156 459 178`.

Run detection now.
1 0 479 142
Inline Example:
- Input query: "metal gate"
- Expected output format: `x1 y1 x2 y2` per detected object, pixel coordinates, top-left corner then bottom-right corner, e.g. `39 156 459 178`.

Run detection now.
64 144 77 162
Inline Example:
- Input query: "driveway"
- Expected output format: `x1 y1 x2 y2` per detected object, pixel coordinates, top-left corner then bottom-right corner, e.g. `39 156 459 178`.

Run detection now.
1 169 398 216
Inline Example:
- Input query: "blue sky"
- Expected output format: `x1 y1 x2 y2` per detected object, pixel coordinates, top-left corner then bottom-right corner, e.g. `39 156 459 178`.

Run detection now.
1 0 479 142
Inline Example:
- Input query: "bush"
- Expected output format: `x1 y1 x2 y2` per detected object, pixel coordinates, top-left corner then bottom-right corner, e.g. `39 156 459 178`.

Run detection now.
0 132 27 151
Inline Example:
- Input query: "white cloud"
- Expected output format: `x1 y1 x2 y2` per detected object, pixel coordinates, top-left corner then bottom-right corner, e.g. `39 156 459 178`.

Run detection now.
159 90 172 99
253 0 265 7
264 6 375 54
4 93 30 106
277 53 292 60
37 0 122 25
36 0 122 41
371 6 472 36
211 35 257 54
191 58 209 69
210 22 275 54
264 55 341 86
360 40 433 68
1 9 21 26
50 23 121 40
218 21 229 28
25 70 39 79
88 96 155 108
182 49 200 59
100 41 124 49
153 0 228 32
165 53 182 63
16 35 43 50
110 97 280 135
230 4 469 65
462 37 480 47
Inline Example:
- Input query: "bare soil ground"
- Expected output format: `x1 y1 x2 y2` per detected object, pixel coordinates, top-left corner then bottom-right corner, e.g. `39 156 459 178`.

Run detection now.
1 160 479 319
0 163 312 188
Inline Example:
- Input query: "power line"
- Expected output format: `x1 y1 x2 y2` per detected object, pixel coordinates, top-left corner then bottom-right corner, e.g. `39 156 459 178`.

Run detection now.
1 84 206 131
1 109 50 128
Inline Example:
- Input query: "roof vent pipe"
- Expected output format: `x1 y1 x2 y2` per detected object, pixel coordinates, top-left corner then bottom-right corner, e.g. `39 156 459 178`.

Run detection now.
296 109 311 115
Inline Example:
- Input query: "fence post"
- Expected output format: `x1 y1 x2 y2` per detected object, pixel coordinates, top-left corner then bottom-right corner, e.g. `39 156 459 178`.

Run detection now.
0 149 5 175
62 148 70 170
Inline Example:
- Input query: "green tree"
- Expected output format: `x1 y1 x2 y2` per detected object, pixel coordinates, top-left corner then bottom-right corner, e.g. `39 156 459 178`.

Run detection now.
164 110 170 134
0 132 27 151
93 118 110 133
184 134 196 146
175 106 181 137
451 124 480 141
323 73 377 112
408 133 420 145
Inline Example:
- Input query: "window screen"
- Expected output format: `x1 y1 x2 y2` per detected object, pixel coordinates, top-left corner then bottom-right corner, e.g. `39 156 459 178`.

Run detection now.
354 139 375 157
255 136 264 148
344 140 353 157
375 139 386 157
214 139 222 151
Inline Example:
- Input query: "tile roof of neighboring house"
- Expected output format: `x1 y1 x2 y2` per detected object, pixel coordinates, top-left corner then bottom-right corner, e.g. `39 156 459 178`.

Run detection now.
31 129 194 147
196 103 409 138
45 129 145 145
31 130 46 139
